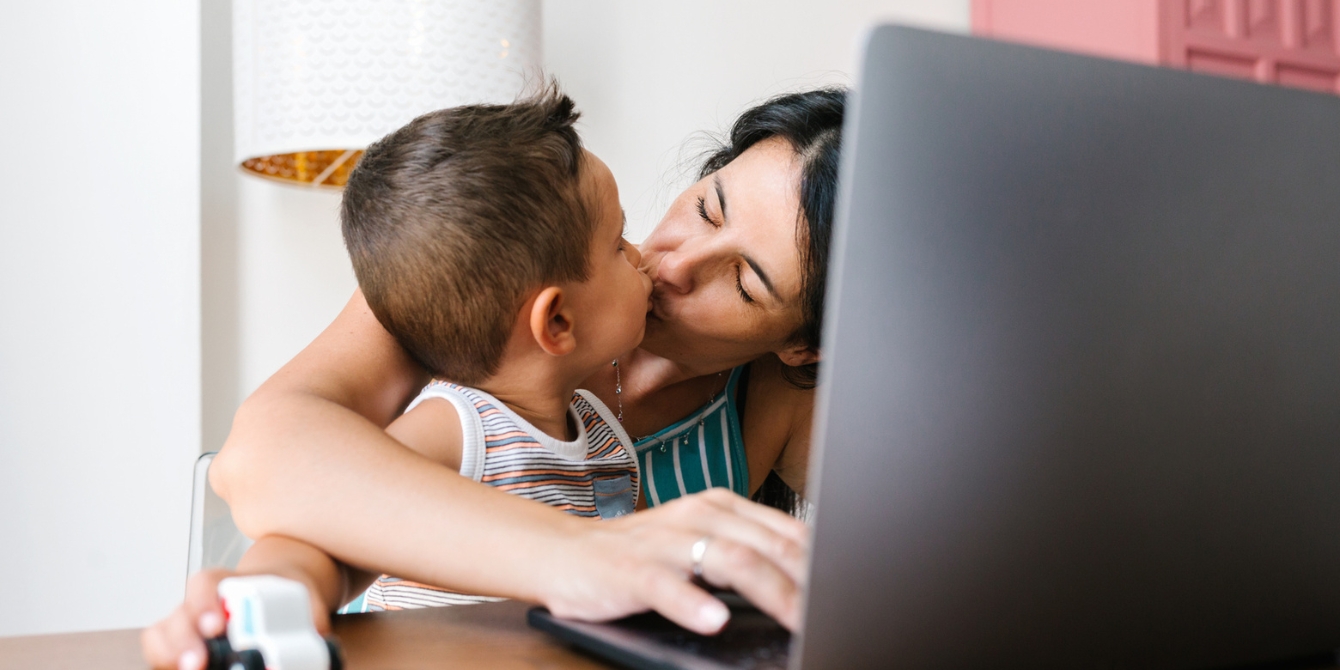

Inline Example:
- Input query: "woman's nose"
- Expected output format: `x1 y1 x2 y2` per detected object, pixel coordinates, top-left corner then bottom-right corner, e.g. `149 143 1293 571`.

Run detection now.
654 245 698 294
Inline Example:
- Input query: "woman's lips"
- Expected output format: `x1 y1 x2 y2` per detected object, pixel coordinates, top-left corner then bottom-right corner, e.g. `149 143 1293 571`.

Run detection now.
648 290 669 321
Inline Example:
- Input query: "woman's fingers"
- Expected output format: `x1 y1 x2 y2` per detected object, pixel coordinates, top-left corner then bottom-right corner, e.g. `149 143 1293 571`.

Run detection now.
657 491 809 587
543 490 810 634
633 492 809 630
677 501 808 587
625 530 802 632
700 487 809 545
632 565 731 635
697 536 802 630
628 524 803 630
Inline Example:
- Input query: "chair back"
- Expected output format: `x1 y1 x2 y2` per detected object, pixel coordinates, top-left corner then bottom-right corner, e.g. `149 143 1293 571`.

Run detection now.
187 452 254 578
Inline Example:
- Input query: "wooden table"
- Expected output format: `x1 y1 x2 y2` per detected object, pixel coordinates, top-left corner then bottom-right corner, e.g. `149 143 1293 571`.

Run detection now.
0 600 612 669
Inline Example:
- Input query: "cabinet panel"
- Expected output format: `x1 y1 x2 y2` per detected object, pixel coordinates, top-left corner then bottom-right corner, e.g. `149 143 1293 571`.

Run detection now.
973 0 1340 94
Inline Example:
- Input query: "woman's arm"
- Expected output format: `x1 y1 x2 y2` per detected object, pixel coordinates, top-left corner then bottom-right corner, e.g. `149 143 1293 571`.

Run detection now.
768 363 815 498
211 290 592 604
210 290 430 558
211 291 810 633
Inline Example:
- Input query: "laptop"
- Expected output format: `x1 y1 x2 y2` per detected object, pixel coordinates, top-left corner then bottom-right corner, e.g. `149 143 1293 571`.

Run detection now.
531 24 1340 669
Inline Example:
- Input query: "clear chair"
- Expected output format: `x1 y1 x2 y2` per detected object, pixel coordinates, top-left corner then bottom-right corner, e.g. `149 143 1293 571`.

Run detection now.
187 452 254 578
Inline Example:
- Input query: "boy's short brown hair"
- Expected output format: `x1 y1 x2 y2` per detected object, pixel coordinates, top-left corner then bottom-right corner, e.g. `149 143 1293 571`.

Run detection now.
341 86 593 384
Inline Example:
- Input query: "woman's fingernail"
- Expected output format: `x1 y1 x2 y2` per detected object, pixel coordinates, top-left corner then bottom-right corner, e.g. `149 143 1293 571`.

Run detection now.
198 611 224 636
179 649 204 670
700 601 730 631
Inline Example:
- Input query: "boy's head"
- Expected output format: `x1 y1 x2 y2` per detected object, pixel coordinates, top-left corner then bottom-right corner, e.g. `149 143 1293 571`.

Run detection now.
341 86 598 384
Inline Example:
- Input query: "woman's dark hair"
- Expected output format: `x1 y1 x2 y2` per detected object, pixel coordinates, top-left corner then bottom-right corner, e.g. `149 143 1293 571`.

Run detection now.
700 87 846 391
706 88 846 515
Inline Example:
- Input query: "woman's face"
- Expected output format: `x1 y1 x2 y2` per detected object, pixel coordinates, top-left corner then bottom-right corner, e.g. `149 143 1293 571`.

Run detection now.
638 137 813 373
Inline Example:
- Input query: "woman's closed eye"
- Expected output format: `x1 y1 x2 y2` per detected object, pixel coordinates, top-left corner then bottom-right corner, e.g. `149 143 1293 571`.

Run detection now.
695 196 720 228
694 194 753 303
735 265 755 303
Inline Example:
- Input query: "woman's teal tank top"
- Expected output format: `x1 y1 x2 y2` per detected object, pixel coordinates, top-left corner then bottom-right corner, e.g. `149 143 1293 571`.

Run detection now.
634 366 750 506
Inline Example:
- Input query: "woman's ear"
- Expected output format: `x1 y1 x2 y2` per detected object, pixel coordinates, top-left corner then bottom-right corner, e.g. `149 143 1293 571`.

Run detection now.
775 342 820 368
528 286 577 356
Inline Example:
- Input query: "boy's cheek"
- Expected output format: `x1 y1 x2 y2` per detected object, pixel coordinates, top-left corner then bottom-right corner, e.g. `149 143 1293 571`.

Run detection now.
638 265 653 296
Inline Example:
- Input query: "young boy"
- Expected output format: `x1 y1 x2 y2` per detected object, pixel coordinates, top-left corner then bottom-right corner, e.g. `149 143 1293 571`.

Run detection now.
144 86 651 668
335 84 651 610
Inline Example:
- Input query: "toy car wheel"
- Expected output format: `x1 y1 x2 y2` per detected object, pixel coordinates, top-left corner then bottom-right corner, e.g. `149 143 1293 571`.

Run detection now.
204 636 233 670
327 639 345 670
232 648 266 670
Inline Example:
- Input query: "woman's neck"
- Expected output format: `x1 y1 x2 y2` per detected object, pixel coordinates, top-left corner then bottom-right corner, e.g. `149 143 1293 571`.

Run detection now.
594 347 737 440
616 347 702 401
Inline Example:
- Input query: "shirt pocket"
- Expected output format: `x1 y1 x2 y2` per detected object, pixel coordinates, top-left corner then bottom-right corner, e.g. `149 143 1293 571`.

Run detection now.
593 473 635 519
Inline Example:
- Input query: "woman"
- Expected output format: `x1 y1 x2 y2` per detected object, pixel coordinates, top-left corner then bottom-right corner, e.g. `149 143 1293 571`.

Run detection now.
207 87 844 641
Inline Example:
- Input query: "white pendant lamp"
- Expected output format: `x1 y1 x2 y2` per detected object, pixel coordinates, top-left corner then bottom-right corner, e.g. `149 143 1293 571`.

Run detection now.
233 0 541 188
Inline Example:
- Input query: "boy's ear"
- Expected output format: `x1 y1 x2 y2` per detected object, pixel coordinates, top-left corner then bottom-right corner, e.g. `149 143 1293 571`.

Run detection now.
775 342 820 369
528 286 577 356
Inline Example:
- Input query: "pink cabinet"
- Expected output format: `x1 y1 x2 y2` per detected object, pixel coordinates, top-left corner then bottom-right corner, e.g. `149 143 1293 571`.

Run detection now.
972 0 1340 94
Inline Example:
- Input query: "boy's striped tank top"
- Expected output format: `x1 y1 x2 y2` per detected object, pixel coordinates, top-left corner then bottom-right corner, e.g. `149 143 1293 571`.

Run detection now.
634 365 751 506
342 382 638 613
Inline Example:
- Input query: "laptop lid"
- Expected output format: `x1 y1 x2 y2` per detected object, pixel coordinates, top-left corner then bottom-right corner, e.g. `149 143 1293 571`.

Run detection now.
801 25 1340 669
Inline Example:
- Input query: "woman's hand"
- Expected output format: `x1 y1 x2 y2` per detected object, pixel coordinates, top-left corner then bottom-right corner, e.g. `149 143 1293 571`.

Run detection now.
543 488 809 635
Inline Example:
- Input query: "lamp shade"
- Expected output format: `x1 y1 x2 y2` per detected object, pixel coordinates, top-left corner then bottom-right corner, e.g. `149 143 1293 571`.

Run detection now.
233 0 541 188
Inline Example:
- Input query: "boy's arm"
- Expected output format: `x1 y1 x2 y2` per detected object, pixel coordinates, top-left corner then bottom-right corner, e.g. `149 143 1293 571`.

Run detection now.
234 535 365 623
382 396 466 471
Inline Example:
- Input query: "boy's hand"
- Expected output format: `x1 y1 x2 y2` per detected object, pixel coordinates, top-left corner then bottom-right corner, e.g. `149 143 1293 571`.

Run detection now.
141 568 231 670
141 568 332 670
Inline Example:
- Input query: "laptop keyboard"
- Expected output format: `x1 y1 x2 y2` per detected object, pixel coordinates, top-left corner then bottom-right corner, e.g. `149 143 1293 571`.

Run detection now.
614 606 792 669
653 625 790 669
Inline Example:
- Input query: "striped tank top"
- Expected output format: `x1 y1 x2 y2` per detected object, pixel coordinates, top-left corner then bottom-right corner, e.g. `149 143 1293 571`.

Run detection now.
342 382 638 612
635 365 750 506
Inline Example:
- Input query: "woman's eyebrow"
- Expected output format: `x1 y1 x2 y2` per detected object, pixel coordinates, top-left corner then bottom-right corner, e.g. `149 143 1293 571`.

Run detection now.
714 176 728 222
743 255 779 299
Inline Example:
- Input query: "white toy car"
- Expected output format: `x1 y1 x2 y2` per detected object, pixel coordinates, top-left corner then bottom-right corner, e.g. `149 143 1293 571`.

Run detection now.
205 575 343 670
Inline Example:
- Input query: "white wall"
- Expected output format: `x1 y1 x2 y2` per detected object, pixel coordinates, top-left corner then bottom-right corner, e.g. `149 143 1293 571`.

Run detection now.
0 2 201 637
201 0 971 452
547 0 971 240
